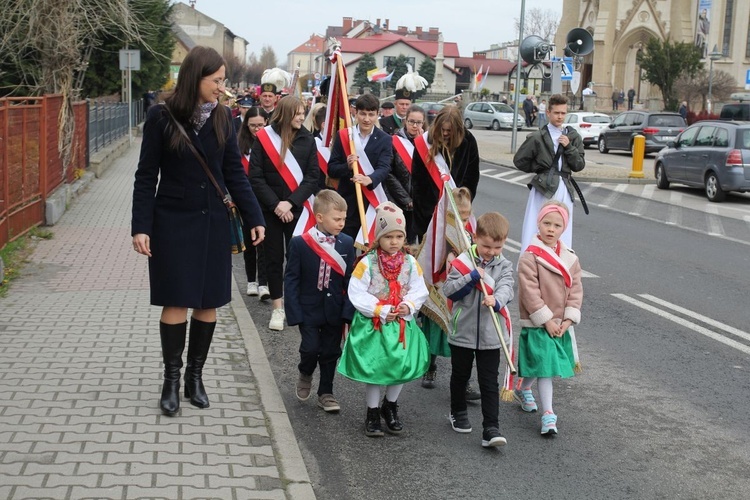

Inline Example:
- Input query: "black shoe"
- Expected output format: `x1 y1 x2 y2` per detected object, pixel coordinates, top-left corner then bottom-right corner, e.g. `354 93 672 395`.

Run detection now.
365 407 384 437
159 321 187 416
481 427 507 448
421 370 436 389
381 398 403 433
449 410 472 433
465 382 481 401
184 317 216 409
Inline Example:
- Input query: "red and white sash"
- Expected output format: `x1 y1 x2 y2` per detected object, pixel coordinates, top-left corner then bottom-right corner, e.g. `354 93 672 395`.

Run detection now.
241 153 250 176
450 251 514 395
339 127 389 245
256 125 316 236
525 241 572 288
392 135 414 173
315 136 330 176
301 228 347 285
414 131 456 194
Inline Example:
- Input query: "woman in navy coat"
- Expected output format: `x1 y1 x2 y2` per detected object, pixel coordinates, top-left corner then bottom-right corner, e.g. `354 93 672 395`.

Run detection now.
132 46 266 417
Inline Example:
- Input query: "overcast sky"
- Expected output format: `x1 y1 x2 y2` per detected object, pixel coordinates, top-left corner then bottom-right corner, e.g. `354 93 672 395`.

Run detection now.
183 0 563 62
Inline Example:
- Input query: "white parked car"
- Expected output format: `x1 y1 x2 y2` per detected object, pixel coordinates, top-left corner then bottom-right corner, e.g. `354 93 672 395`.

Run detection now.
563 112 611 148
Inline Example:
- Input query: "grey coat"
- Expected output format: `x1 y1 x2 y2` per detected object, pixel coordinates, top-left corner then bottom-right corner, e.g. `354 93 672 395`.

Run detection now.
513 125 585 200
442 252 514 350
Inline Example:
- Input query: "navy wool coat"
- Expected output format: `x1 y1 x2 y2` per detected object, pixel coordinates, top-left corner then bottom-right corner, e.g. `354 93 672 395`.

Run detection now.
132 104 265 309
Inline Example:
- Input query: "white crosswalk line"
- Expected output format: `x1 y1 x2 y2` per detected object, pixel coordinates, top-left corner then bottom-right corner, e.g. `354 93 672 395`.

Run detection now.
612 293 750 356
705 206 725 236
489 170 521 179
480 169 496 175
641 184 656 199
638 294 750 343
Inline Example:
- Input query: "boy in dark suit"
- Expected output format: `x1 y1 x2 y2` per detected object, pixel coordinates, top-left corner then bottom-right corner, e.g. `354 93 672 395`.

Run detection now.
328 94 392 240
284 190 355 412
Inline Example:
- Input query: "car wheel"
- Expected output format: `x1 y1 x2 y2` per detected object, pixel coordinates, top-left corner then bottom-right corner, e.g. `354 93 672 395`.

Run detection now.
464 118 473 129
705 172 726 202
598 136 609 154
655 163 670 189
491 120 501 131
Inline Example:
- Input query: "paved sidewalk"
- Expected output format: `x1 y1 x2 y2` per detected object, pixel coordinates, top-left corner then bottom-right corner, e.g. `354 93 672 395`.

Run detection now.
0 140 314 499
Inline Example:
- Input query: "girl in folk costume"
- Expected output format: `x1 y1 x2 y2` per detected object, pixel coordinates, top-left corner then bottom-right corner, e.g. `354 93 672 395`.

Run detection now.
250 97 320 331
411 105 480 239
238 107 271 300
338 202 431 437
516 201 583 436
384 104 425 244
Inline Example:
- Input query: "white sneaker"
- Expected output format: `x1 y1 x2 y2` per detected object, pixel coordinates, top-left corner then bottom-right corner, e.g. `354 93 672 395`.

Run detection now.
269 308 285 331
246 282 259 296
258 285 271 301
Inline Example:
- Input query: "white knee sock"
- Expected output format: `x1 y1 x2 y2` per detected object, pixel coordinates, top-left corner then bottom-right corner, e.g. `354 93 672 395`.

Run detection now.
366 384 382 408
538 377 553 413
385 384 403 402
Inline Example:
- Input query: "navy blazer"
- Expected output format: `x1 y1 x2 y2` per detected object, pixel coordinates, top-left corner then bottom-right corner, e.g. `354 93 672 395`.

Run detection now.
327 127 392 234
284 232 355 327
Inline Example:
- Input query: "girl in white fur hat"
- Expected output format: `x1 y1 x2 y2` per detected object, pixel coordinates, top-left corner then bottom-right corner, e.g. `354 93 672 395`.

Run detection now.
338 202 430 437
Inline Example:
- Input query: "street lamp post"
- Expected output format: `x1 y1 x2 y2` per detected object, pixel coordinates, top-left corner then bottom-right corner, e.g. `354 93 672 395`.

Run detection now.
707 44 722 114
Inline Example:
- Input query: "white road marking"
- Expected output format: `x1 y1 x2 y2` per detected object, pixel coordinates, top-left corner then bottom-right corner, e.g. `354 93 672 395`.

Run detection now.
641 184 656 200
638 294 750 343
489 170 521 179
705 211 725 236
612 293 750 356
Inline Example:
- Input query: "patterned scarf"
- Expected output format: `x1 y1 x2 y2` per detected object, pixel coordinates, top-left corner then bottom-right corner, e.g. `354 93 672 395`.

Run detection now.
192 101 218 131
377 248 405 281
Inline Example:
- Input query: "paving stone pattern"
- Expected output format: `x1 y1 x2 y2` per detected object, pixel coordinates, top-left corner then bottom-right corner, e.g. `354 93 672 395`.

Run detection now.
0 141 287 500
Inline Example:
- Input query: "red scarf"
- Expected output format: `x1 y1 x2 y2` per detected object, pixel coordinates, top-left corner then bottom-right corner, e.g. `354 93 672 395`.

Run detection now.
372 249 407 349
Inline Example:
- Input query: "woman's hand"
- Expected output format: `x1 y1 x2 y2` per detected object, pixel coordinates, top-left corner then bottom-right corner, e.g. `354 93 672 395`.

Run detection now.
396 303 410 317
250 226 265 246
274 201 293 222
132 234 151 257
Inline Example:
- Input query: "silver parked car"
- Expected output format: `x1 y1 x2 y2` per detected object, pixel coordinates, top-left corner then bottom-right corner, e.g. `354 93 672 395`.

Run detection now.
463 102 525 131
563 112 611 149
654 120 750 202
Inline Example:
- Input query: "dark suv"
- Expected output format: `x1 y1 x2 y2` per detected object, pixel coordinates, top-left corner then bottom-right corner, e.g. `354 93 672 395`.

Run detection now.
719 103 750 121
598 111 686 155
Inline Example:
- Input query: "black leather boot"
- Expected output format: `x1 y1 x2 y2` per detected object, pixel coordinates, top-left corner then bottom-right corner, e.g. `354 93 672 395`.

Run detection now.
364 407 384 437
159 321 187 416
184 317 216 408
381 398 403 433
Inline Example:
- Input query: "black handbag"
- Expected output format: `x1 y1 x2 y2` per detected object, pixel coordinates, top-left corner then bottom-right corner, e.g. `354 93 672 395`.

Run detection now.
164 105 246 254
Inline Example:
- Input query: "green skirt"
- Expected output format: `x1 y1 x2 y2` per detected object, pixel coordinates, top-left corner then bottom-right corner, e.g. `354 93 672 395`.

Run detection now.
517 327 576 379
421 316 451 358
338 311 430 385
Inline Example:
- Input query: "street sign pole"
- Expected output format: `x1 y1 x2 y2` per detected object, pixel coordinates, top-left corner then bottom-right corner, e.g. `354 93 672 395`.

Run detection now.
127 53 132 146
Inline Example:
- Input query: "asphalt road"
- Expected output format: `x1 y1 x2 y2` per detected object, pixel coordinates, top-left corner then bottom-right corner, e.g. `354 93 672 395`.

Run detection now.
234 169 750 499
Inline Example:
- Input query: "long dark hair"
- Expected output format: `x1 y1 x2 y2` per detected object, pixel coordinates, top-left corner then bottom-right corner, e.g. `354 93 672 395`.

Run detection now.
163 46 230 151
238 107 269 155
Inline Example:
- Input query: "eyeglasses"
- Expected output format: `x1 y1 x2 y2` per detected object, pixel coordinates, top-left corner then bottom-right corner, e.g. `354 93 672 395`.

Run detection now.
204 77 229 88
247 123 265 129
406 120 424 126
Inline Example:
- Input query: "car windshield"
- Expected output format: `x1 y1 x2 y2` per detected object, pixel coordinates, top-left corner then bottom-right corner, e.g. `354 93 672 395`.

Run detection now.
648 115 685 127
583 116 611 124
490 104 513 113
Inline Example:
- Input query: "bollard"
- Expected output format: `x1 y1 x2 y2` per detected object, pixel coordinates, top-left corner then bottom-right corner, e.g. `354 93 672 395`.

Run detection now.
629 134 645 178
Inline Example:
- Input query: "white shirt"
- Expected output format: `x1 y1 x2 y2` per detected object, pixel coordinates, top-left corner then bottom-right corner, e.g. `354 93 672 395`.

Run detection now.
356 125 374 149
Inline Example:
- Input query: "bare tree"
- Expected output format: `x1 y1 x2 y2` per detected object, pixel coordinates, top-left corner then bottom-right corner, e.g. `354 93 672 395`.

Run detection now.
675 69 737 111
259 45 278 70
0 0 166 164
515 7 560 42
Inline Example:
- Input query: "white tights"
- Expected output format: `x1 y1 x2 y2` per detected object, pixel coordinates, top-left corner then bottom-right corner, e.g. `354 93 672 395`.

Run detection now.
520 377 554 414
366 383 403 408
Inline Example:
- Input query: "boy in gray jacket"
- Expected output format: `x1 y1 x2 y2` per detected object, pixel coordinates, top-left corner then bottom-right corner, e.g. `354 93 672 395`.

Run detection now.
442 212 514 448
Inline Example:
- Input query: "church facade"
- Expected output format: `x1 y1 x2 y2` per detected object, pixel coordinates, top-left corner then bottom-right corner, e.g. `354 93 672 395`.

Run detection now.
555 0 750 106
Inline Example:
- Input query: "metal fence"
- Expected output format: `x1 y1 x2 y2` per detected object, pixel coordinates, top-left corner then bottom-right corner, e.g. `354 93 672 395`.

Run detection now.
88 98 144 153
0 95 87 249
